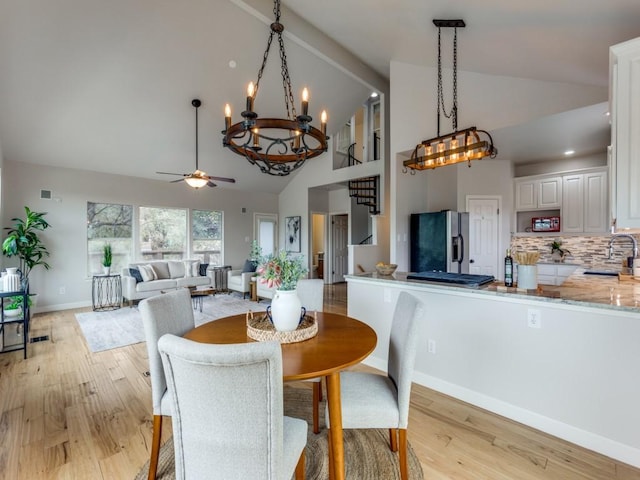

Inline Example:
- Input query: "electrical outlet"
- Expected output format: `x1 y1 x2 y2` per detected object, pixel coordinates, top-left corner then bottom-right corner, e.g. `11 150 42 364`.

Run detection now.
59 286 66 295
527 308 541 328
428 339 436 354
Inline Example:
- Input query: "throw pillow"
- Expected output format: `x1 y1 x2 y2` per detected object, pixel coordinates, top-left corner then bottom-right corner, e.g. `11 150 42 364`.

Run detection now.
191 261 201 277
138 264 157 282
199 263 209 276
242 260 257 273
167 261 185 279
151 262 170 279
129 268 144 283
183 261 193 278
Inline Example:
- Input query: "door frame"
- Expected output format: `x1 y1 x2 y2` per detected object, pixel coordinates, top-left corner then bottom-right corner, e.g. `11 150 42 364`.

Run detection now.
253 213 278 256
465 195 502 278
329 213 349 284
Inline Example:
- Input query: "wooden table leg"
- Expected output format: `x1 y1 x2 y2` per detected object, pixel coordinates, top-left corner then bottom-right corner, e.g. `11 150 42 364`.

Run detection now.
325 372 344 480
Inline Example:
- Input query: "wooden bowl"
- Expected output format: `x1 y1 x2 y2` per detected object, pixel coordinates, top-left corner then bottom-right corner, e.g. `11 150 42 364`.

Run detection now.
375 264 397 276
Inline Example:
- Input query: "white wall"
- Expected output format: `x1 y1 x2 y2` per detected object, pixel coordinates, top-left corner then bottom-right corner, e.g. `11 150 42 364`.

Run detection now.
1 160 278 311
390 60 608 271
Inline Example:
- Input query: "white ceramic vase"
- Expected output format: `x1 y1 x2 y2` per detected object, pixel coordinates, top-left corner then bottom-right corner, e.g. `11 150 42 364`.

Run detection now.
270 289 302 332
3 267 20 292
517 265 538 290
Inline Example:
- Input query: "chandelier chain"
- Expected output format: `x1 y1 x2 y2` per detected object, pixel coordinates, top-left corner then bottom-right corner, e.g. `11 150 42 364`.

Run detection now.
437 27 459 134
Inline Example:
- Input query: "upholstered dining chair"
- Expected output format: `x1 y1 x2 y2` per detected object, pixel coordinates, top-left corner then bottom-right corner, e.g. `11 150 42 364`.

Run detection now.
158 334 307 480
326 291 424 480
139 288 196 480
296 278 325 433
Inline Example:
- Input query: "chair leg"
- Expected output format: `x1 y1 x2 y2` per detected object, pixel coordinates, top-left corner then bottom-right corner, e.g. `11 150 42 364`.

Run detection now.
319 377 323 401
398 428 408 480
295 448 305 480
327 427 334 480
312 381 321 434
148 415 163 480
389 428 398 452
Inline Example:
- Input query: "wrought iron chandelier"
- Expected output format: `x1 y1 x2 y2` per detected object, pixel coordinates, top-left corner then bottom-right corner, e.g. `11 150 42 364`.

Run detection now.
404 19 497 173
222 0 328 176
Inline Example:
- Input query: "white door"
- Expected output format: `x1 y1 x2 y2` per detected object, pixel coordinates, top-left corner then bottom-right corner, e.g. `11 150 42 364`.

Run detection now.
466 196 500 278
254 213 278 256
331 214 348 283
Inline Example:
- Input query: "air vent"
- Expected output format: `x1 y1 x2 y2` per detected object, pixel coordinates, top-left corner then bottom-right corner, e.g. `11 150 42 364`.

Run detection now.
40 189 52 200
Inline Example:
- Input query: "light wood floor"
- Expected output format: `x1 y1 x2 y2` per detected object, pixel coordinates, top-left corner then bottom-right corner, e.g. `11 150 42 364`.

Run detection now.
1 284 638 479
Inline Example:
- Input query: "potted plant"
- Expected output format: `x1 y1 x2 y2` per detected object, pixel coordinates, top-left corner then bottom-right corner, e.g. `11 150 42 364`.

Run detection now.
2 206 51 287
256 250 308 331
3 295 32 317
550 240 570 262
102 243 113 275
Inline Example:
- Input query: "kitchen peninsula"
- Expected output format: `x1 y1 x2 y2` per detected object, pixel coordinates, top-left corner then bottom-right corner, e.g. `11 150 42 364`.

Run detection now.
346 270 640 468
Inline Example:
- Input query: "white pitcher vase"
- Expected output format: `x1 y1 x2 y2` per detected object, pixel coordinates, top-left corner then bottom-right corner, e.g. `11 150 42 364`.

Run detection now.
3 268 21 292
269 289 303 332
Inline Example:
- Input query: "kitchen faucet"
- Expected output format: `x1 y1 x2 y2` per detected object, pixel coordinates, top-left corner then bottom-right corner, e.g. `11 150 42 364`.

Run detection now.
608 234 639 259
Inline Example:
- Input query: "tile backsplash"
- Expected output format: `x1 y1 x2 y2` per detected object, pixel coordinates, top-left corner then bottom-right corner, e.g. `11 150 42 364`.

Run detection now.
510 234 640 269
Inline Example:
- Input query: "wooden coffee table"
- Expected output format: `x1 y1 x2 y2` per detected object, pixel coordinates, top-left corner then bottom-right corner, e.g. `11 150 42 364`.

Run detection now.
188 286 215 312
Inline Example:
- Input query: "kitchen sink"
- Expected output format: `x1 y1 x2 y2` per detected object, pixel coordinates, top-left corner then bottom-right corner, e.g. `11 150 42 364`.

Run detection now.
583 270 619 276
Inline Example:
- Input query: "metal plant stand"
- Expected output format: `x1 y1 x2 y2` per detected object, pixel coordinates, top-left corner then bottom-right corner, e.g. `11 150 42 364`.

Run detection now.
92 274 122 311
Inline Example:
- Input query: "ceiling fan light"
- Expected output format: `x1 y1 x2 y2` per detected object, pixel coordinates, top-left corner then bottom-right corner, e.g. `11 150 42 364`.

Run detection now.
185 176 208 188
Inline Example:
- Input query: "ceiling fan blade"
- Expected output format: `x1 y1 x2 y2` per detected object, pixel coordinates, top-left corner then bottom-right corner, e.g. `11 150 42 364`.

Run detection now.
206 175 236 183
170 178 185 184
206 180 217 188
156 171 187 177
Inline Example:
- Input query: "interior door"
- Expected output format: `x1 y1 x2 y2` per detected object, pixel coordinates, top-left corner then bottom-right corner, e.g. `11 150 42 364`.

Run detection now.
466 197 500 278
254 213 278 257
331 214 348 283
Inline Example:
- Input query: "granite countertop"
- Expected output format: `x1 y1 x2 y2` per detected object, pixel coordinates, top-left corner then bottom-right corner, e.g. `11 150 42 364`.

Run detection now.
346 269 640 313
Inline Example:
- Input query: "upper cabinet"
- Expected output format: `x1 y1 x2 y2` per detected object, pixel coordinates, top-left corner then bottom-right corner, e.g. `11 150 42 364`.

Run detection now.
562 170 608 233
610 37 640 230
515 176 562 210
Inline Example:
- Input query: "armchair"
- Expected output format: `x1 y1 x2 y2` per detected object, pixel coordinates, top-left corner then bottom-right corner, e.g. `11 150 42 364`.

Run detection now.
227 269 254 299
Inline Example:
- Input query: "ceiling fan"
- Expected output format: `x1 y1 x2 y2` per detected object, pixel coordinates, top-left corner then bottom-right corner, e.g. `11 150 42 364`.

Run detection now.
157 99 236 189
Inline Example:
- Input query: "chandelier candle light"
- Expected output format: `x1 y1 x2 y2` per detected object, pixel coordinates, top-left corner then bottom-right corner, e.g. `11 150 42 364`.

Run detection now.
222 0 328 176
404 19 497 172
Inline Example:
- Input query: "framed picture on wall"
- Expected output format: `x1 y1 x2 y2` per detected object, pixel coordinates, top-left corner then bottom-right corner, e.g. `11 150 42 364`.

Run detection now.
285 216 301 252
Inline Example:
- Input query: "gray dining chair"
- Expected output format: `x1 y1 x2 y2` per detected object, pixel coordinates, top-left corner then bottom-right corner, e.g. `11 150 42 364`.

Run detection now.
139 288 196 480
296 278 325 433
158 334 307 480
326 291 424 480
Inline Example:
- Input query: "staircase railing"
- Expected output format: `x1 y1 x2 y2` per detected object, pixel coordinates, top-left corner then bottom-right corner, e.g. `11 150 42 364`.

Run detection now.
348 175 380 215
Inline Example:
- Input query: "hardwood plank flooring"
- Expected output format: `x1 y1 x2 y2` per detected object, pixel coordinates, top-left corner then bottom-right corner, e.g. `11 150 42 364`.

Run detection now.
0 283 637 479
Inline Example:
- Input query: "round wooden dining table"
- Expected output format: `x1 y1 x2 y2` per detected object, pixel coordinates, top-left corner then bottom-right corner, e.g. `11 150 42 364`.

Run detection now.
184 311 377 480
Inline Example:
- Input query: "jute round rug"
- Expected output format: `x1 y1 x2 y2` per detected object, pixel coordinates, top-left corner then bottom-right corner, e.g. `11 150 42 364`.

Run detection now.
135 386 424 479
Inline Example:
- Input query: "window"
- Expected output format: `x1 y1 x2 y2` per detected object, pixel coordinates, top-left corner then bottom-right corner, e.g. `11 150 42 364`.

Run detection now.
139 207 187 260
87 202 133 275
192 209 223 266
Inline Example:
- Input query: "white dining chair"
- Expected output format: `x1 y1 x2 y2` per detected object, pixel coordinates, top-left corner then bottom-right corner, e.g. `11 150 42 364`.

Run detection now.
296 278 325 433
139 289 196 480
158 334 307 480
326 291 424 480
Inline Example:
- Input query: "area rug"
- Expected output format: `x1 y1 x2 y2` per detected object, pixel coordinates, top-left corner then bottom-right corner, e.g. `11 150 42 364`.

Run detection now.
134 386 424 479
75 293 267 352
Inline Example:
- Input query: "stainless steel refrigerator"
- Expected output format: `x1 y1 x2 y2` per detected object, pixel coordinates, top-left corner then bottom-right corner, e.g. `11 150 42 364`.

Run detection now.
410 210 470 273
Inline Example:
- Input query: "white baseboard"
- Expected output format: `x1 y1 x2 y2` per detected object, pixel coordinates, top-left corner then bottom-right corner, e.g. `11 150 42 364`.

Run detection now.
33 300 91 314
362 358 640 468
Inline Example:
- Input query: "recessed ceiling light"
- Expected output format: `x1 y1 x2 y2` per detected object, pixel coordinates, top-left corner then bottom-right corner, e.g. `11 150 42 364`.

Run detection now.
370 92 378 98
228 60 237 69
564 150 575 156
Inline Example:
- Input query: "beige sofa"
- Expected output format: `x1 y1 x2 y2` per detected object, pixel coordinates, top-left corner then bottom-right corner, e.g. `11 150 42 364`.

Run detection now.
122 260 211 305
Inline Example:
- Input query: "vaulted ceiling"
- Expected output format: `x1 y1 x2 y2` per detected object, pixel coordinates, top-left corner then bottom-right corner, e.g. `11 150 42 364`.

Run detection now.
1 0 639 193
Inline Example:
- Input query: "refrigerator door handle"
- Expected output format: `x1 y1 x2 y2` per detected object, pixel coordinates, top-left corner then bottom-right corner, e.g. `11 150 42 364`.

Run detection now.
458 234 464 264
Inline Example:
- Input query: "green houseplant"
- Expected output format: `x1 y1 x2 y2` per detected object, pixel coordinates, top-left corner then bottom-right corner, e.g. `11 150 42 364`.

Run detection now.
2 206 51 281
550 240 570 262
102 243 113 274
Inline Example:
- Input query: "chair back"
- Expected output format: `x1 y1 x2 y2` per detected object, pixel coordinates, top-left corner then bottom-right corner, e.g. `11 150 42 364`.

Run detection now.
387 291 424 428
158 335 286 479
139 289 196 415
296 279 324 312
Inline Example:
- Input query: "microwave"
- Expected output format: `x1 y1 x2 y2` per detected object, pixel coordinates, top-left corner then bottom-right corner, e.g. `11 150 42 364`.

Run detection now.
532 216 560 232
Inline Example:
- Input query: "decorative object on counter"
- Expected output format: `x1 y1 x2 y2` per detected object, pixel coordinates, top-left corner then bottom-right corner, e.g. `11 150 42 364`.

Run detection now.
256 249 308 332
514 251 540 290
375 263 398 276
102 243 112 275
504 249 513 287
221 0 328 176
403 19 497 173
550 240 570 262
2 206 51 282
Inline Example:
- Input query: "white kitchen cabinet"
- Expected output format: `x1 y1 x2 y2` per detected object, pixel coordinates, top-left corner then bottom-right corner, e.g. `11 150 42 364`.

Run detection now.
515 176 562 211
562 169 608 233
610 37 640 229
530 263 578 286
